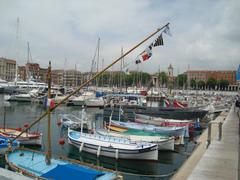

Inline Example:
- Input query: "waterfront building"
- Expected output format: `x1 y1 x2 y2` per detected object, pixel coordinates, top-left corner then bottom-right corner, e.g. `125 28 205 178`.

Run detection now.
0 57 16 81
187 70 237 91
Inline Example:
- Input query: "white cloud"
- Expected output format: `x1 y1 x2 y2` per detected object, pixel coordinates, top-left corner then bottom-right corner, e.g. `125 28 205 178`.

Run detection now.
0 0 239 74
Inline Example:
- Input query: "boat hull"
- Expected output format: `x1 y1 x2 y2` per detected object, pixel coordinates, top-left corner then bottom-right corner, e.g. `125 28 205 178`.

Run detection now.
68 130 158 160
68 138 158 160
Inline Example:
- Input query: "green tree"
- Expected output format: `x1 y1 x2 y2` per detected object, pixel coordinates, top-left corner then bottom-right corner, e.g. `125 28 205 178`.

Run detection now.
219 79 229 90
177 74 187 88
197 80 206 90
207 77 217 90
190 79 196 89
158 71 168 87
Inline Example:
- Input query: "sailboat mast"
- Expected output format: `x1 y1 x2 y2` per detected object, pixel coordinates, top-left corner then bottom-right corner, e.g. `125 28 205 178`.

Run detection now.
46 61 52 165
15 18 20 83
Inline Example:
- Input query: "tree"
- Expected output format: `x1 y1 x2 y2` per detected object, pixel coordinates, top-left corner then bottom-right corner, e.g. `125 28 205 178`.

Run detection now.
219 79 229 90
177 74 187 88
158 71 168 87
207 77 217 90
190 79 196 89
197 80 206 90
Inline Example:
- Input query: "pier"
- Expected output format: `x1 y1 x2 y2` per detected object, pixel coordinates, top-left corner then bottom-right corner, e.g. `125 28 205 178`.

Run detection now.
0 167 32 180
172 105 239 180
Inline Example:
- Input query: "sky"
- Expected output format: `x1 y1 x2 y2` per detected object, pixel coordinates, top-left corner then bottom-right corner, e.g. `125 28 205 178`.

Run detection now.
0 0 239 75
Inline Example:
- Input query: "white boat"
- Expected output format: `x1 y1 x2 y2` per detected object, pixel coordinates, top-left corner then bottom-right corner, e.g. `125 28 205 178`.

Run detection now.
85 97 105 108
68 129 158 160
67 95 86 106
110 120 186 137
60 114 89 129
0 128 42 146
97 129 175 151
4 93 32 102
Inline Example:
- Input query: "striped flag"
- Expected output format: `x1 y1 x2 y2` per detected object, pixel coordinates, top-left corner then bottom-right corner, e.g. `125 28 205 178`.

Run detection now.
153 34 164 47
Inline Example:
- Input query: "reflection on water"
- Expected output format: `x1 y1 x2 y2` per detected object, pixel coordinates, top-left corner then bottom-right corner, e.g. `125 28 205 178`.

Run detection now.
0 95 201 179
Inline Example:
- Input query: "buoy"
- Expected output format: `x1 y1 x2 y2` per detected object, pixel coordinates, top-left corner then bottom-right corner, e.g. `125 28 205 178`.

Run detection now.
58 138 65 145
57 120 62 126
24 123 29 128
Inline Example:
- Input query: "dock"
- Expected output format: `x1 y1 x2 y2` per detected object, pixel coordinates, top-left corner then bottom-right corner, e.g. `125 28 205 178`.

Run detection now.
172 106 239 180
0 167 33 180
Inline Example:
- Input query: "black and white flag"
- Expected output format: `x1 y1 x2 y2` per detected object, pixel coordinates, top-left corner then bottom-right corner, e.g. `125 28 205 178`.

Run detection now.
153 34 164 47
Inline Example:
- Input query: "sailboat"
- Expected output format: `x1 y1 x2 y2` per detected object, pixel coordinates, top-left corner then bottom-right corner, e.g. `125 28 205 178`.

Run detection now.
5 23 170 179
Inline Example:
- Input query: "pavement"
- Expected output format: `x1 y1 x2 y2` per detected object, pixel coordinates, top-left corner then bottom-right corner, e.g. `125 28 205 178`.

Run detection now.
172 106 239 180
0 167 33 180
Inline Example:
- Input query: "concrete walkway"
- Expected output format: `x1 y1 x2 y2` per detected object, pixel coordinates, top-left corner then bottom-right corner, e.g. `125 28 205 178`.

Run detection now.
172 106 239 180
0 167 33 180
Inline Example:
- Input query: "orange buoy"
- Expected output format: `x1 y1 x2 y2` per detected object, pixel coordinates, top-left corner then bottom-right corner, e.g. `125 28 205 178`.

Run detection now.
59 138 65 145
16 127 22 131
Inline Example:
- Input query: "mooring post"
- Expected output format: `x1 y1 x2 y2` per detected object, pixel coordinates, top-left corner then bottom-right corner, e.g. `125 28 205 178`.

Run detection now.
218 122 223 141
206 122 212 148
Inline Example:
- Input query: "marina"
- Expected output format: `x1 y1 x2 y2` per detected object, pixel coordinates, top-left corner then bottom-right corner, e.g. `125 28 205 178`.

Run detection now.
0 2 240 179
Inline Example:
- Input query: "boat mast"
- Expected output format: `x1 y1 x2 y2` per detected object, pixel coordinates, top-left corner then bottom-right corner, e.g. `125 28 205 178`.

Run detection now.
14 18 20 83
46 61 52 165
11 23 170 143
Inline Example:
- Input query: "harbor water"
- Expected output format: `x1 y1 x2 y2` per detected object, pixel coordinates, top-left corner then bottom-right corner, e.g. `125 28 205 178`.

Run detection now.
0 94 208 179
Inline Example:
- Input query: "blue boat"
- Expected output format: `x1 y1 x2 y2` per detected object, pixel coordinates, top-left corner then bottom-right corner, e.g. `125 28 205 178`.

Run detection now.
0 136 19 154
6 148 120 180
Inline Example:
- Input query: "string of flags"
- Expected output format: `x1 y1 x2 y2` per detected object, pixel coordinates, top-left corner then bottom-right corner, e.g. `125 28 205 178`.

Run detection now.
135 24 171 65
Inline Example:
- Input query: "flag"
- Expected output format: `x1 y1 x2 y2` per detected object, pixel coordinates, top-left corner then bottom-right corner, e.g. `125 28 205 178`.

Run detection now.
46 98 55 108
135 59 141 64
163 25 172 36
153 34 164 47
140 47 152 61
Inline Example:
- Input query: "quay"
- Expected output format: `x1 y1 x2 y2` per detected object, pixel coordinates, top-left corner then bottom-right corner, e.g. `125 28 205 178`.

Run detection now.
0 167 32 180
172 105 239 180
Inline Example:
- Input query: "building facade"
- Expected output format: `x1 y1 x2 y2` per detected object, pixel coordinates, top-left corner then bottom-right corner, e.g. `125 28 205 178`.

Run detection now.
187 70 236 85
187 70 237 91
0 58 16 81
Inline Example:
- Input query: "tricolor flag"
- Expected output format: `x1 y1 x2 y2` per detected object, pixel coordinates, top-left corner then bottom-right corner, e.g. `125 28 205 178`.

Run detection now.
44 97 55 108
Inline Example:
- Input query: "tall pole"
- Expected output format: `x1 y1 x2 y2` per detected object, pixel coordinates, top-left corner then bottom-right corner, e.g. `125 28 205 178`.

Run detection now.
11 23 170 143
46 61 52 165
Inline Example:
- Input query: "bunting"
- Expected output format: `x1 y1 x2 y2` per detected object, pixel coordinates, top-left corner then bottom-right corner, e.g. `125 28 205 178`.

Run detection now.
163 24 172 36
153 34 164 47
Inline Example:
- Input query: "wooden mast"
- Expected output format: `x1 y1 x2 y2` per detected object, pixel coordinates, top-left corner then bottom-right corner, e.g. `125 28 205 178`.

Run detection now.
46 61 52 165
10 23 170 143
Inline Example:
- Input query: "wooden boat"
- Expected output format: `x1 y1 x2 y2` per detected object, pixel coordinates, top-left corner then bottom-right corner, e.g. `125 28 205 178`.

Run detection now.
6 148 119 180
97 129 175 151
68 129 158 160
0 128 42 146
110 120 186 137
0 136 19 154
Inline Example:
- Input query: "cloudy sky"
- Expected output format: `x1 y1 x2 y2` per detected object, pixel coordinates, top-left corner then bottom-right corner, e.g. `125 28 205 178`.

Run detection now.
0 0 239 74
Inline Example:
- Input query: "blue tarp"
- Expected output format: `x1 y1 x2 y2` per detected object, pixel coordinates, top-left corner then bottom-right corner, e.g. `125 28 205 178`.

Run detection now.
41 164 104 180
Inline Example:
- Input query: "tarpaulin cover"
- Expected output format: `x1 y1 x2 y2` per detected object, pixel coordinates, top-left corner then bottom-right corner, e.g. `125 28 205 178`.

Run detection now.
41 164 104 180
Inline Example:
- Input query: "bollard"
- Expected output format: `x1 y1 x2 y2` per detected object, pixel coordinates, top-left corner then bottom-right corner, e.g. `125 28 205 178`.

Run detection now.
206 122 212 148
218 122 223 141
